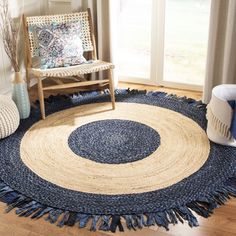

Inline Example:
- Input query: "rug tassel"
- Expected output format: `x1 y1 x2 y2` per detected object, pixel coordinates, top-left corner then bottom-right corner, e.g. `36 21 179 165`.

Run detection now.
166 210 178 225
0 186 14 198
99 216 111 231
154 212 170 231
65 212 78 226
45 209 63 224
15 201 37 215
57 211 70 227
5 196 31 213
172 209 184 224
20 204 42 217
175 206 199 227
147 91 167 97
90 215 100 231
187 202 212 218
110 215 124 233
138 214 147 227
124 215 137 230
77 214 91 228
132 215 143 229
16 202 42 217
31 206 52 219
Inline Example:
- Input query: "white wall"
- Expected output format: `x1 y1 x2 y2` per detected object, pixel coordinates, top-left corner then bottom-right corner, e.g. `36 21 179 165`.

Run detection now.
48 0 72 14
0 0 48 94
0 40 11 95
0 0 74 94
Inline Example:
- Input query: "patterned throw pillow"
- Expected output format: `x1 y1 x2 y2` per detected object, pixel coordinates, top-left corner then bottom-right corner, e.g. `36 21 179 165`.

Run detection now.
32 22 86 69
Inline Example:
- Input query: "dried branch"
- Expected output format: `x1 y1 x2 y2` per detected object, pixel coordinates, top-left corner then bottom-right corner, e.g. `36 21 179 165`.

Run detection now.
0 0 21 72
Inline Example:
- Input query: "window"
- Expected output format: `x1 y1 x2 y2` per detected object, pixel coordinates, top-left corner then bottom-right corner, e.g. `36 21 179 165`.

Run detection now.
117 0 211 90
118 0 152 81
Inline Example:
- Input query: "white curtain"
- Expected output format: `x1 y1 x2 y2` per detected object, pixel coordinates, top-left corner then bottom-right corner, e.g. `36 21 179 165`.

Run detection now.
72 0 118 86
203 0 236 103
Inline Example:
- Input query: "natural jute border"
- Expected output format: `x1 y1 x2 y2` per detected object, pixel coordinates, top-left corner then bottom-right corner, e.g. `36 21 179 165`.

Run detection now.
21 102 210 194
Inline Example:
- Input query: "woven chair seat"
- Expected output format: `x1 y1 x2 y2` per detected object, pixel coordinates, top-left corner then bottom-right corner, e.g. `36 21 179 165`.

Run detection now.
30 60 114 78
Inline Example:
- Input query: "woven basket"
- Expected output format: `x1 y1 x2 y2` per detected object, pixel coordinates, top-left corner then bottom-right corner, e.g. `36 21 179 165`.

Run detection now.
0 95 20 139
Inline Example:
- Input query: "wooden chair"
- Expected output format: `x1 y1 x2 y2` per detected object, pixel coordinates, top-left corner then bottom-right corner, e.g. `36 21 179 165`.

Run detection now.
23 9 115 119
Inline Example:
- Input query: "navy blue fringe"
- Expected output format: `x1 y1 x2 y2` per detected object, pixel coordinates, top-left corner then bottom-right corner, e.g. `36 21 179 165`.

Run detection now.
0 176 235 232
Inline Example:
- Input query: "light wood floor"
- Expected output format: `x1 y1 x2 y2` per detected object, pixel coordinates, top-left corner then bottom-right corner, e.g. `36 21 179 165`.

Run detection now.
1 81 235 236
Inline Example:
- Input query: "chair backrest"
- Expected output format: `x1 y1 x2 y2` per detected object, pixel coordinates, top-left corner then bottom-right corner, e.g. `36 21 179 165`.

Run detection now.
23 9 97 68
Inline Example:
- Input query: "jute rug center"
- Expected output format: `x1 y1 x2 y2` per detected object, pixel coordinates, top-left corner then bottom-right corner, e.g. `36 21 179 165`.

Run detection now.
20 102 210 195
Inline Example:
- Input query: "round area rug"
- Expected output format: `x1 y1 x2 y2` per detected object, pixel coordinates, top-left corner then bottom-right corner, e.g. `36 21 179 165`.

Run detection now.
0 89 235 233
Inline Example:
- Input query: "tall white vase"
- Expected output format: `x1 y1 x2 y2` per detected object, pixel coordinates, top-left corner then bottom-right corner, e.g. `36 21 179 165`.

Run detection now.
12 72 31 119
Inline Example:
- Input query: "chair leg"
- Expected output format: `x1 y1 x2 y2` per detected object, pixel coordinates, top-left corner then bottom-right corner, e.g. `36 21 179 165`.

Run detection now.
37 78 46 120
108 69 115 110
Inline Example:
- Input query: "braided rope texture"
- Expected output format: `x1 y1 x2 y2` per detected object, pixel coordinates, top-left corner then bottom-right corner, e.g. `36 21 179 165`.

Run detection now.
0 95 20 139
68 119 161 164
0 90 235 233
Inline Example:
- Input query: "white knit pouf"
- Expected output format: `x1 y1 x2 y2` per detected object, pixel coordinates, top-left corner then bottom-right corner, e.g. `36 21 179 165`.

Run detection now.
206 84 236 147
0 95 20 139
